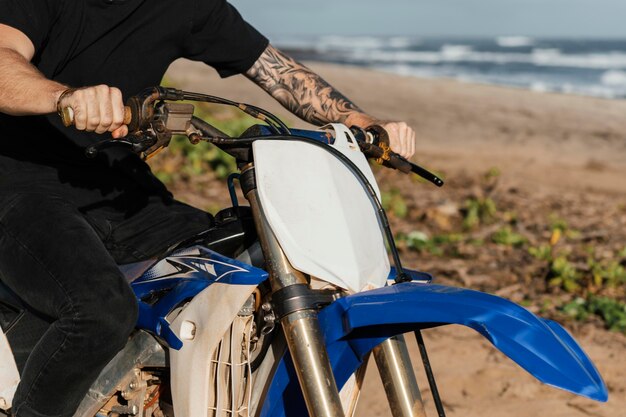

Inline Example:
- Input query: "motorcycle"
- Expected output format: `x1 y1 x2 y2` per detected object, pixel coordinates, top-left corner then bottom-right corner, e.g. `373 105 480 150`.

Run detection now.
0 87 608 417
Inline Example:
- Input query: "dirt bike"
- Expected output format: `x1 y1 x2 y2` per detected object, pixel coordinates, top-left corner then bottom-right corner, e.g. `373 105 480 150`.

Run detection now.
0 86 607 417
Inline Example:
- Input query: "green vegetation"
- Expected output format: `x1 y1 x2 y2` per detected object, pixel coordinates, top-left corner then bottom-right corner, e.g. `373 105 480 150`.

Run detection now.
562 296 626 333
528 244 552 262
462 197 497 230
381 188 408 219
396 231 464 256
491 226 527 247
483 167 501 180
548 255 582 292
588 258 626 288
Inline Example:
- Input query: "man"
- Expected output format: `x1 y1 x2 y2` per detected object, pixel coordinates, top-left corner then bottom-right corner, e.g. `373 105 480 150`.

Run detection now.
0 1 416 416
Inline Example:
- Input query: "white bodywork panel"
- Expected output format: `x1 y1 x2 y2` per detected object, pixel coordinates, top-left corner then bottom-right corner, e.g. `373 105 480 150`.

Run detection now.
0 328 19 410
169 282 257 417
254 124 390 292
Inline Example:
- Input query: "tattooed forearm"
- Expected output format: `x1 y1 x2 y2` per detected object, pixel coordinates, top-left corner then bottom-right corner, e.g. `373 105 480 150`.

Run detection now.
246 45 374 126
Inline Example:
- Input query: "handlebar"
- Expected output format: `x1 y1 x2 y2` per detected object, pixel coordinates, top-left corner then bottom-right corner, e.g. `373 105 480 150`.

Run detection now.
71 86 443 187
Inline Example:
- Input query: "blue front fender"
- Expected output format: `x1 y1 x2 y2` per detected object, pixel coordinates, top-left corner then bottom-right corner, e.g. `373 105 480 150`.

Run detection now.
260 283 607 417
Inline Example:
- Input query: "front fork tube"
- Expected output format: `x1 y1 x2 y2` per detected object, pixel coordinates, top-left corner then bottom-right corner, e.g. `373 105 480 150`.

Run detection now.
374 336 427 417
244 166 425 417
245 178 346 417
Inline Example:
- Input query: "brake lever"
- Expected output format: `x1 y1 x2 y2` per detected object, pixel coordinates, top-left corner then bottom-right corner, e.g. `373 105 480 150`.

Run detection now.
85 133 157 159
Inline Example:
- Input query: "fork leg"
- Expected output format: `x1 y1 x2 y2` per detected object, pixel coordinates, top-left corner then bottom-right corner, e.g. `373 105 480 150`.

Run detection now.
374 335 427 417
245 179 345 417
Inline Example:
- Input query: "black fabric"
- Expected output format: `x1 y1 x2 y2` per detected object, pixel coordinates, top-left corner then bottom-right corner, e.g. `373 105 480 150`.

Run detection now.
0 2 268 416
0 190 213 417
0 0 268 219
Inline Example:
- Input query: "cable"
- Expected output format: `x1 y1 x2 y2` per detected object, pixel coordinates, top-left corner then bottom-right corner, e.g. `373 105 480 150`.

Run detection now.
179 91 290 135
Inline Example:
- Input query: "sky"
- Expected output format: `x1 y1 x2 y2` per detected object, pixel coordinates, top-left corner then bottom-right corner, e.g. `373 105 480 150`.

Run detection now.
231 0 626 38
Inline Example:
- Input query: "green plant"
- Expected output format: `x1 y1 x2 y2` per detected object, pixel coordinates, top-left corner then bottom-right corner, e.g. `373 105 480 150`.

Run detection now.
396 231 443 256
548 255 581 292
589 258 626 288
528 244 552 262
462 197 497 230
588 296 626 332
381 188 408 219
491 226 527 247
562 296 626 333
484 167 501 180
548 215 580 239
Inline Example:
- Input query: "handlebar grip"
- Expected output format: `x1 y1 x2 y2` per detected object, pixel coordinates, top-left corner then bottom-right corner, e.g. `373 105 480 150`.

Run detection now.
60 106 133 128
385 151 413 174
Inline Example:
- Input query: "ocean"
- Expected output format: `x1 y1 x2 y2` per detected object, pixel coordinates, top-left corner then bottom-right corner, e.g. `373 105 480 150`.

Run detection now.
274 35 626 100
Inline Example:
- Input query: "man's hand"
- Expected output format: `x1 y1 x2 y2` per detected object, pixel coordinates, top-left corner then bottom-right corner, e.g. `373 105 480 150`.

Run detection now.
374 121 416 160
56 85 128 138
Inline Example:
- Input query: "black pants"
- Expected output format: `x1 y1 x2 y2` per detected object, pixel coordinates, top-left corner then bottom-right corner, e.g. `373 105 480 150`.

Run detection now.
0 191 212 417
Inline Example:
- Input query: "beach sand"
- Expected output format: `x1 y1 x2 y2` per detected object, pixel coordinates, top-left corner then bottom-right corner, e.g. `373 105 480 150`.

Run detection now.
164 59 626 417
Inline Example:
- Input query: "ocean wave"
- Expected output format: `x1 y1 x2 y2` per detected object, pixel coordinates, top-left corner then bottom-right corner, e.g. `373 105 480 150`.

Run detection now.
278 37 626 71
274 35 626 99
343 47 626 70
441 44 474 59
388 36 414 49
496 36 534 48
601 70 626 86
312 35 423 53
372 63 626 99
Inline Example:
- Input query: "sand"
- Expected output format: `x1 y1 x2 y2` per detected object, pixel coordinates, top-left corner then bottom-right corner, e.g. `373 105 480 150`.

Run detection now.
164 59 625 417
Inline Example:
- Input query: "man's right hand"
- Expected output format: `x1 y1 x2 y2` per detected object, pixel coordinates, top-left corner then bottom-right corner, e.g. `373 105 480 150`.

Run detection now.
56 85 128 138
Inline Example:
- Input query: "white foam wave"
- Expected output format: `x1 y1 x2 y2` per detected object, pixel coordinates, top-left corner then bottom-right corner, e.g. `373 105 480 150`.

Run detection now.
601 70 626 86
440 44 473 59
317 35 387 51
344 47 626 70
496 36 534 48
373 63 626 99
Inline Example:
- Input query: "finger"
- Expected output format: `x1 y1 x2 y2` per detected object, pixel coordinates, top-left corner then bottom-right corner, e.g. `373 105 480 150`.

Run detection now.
386 124 399 150
111 125 128 139
71 90 88 131
96 85 112 134
73 104 87 131
109 87 125 132
399 124 410 158
408 129 416 159
405 126 414 159
85 88 100 132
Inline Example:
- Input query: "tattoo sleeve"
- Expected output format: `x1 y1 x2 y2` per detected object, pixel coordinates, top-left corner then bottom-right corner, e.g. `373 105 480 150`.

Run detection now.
246 45 374 126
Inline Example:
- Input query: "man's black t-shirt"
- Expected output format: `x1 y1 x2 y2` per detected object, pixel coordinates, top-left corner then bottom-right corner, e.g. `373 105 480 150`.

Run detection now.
0 0 268 215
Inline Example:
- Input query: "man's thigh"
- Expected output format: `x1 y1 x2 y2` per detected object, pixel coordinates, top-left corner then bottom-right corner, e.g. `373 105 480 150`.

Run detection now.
97 197 214 265
0 192 132 319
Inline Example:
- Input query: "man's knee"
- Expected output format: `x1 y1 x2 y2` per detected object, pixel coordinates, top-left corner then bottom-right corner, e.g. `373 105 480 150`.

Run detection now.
71 280 138 354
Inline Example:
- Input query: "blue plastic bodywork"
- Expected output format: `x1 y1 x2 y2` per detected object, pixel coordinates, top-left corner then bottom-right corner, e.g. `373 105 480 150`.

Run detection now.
131 247 268 349
259 283 608 417
129 246 607 413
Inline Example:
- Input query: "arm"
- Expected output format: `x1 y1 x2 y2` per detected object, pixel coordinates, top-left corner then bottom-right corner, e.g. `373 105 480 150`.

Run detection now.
0 24 127 137
246 44 416 158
